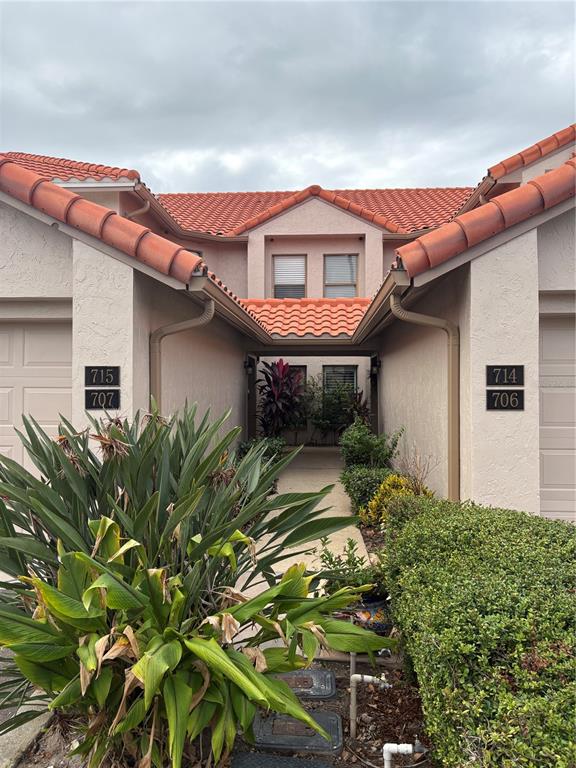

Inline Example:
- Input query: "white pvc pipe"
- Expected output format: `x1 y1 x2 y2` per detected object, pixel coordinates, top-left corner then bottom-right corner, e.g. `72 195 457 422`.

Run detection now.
382 743 414 768
349 674 390 739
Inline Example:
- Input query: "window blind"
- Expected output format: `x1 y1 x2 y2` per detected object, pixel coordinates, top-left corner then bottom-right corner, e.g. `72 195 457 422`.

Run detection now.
323 365 357 391
324 254 357 298
274 255 306 298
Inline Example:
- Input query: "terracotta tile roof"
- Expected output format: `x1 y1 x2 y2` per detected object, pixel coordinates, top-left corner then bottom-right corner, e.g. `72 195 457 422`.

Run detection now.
242 298 371 337
159 184 473 236
4 152 140 183
0 155 201 283
207 272 270 332
488 124 575 180
396 158 576 278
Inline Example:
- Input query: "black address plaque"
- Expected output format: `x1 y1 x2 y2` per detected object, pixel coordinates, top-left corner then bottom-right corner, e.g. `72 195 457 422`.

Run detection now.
486 365 524 386
85 366 120 387
486 389 524 411
85 389 121 411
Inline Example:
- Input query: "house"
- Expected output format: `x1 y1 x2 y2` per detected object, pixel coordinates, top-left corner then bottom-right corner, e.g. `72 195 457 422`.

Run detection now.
0 125 574 521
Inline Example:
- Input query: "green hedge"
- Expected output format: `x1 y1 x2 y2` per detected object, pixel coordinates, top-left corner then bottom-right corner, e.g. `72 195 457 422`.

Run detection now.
340 465 392 511
385 497 576 768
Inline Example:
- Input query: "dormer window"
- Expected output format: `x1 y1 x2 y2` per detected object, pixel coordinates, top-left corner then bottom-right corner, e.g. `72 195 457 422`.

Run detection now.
274 254 306 298
324 254 358 298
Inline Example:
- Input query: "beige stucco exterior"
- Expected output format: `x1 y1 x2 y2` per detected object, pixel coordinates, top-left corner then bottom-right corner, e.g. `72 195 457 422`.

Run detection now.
0 201 72 297
133 273 250 430
0 199 250 437
247 197 386 299
378 266 470 495
377 205 574 515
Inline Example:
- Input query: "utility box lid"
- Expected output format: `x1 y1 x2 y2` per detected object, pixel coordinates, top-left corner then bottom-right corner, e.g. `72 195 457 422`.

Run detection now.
252 710 343 755
232 754 331 768
275 669 337 699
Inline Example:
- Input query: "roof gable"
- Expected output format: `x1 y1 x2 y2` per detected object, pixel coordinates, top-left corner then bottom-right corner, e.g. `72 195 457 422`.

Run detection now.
159 183 473 237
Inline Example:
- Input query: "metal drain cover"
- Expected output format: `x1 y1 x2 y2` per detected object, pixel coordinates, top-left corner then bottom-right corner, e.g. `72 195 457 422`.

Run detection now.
252 710 343 755
232 754 331 768
275 669 336 699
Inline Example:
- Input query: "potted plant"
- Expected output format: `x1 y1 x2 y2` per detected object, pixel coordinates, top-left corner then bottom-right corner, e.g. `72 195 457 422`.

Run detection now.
317 538 392 635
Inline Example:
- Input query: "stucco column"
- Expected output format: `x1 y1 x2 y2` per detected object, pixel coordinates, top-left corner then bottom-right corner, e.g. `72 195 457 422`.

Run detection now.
247 233 266 298
364 230 384 295
71 241 135 426
468 230 540 514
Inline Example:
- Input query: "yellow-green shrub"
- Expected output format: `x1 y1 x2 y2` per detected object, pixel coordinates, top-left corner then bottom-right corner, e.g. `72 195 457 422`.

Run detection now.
359 474 432 526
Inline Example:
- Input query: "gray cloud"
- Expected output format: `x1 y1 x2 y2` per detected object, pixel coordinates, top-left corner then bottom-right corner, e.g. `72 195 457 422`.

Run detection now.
1 1 574 191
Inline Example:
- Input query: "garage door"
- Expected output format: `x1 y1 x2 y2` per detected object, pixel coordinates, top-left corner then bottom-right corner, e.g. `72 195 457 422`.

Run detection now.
539 315 576 521
0 322 72 468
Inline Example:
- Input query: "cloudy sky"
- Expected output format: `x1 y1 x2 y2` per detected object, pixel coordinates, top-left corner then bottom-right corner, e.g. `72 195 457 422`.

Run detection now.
0 1 574 192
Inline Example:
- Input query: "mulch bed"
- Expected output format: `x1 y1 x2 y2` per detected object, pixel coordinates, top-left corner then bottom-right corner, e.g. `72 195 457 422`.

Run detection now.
360 526 386 553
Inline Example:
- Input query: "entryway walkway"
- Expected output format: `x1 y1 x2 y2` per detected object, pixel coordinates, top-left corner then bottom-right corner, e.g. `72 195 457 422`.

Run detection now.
275 446 368 571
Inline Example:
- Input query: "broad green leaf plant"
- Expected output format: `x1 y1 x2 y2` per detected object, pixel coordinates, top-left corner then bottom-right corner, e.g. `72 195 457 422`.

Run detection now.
0 407 392 767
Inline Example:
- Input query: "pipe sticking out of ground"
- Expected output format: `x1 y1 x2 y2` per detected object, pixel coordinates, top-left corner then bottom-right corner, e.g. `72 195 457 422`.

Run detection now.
349 673 391 739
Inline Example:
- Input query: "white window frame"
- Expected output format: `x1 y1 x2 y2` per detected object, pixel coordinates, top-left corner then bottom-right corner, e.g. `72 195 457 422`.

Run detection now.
323 253 358 298
273 254 307 299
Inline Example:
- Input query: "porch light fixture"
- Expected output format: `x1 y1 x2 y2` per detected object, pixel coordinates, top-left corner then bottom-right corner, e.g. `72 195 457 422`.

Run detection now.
244 359 255 375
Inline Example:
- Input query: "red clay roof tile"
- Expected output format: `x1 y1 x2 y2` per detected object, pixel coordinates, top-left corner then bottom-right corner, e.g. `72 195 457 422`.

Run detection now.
488 124 575 180
4 152 140 182
243 298 371 337
396 159 576 277
157 185 473 237
0 154 203 285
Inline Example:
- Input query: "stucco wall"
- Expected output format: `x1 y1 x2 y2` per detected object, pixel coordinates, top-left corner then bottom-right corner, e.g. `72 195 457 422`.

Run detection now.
263 235 367 298
537 209 576 292
377 267 470 496
247 198 384 298
467 230 540 514
133 273 249 432
71 241 136 425
0 201 72 298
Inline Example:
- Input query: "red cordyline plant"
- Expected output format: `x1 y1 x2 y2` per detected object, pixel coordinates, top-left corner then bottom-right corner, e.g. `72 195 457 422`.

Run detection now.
258 359 304 437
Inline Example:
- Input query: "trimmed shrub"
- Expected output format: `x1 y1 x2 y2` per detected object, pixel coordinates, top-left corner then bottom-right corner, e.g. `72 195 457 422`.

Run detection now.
340 465 392 511
359 473 433 526
339 418 402 468
386 496 576 768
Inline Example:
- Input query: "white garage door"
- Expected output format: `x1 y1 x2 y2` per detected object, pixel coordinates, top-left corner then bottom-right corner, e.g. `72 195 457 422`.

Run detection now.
539 315 576 521
0 322 72 468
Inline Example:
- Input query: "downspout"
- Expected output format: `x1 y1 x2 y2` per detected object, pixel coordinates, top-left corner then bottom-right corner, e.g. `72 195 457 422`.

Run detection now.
389 293 460 501
149 298 215 411
124 200 150 220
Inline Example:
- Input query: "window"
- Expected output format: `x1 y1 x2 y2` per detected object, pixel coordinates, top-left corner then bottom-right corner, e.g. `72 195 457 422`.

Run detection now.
324 254 358 298
323 365 357 392
291 365 307 385
274 255 306 298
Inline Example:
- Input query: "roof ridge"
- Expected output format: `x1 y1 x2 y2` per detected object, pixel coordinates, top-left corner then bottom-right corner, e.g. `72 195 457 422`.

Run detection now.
488 124 575 180
5 151 140 181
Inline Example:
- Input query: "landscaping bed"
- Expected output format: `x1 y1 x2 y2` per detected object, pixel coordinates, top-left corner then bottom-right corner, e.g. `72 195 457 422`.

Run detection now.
17 660 428 768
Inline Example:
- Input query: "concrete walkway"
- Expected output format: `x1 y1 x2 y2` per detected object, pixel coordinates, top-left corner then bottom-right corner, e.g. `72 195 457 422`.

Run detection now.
274 446 368 572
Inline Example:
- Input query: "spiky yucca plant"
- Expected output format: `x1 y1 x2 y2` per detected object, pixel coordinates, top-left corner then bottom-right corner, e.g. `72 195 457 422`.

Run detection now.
0 407 391 767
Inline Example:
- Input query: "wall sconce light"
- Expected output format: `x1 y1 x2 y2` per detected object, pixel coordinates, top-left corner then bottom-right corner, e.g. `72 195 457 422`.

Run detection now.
244 359 255 376
370 358 381 377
